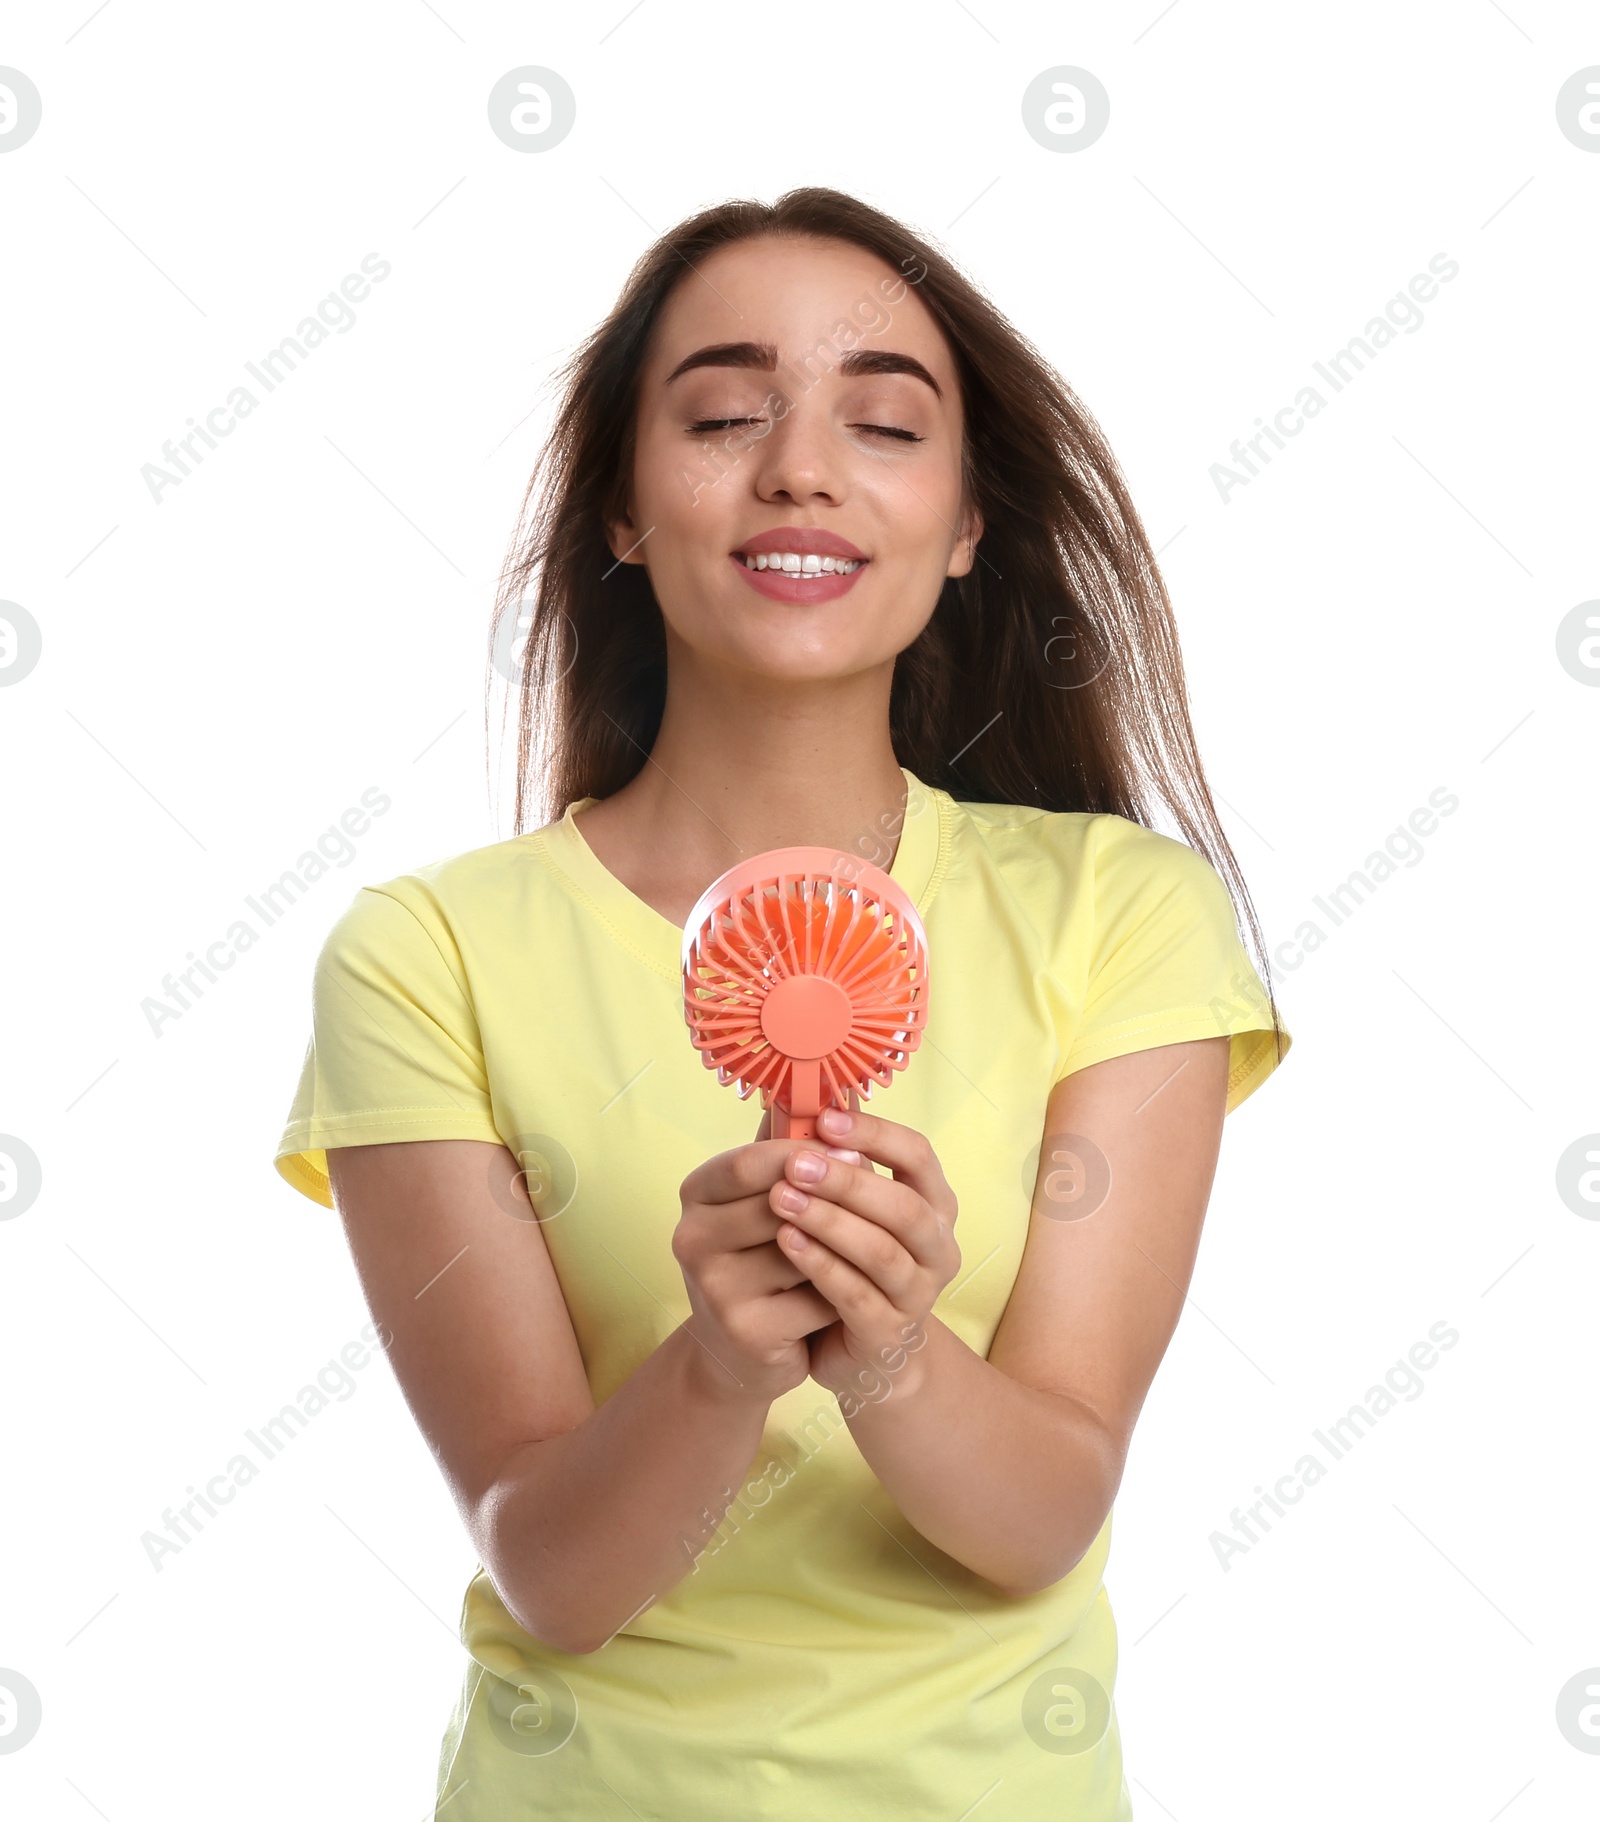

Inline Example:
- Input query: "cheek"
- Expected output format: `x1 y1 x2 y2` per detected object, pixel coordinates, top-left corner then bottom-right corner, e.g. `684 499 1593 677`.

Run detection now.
634 426 741 532
858 464 966 568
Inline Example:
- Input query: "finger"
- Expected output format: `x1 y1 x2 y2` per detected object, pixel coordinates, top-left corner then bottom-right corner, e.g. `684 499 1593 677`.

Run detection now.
682 1136 791 1211
778 1151 943 1271
813 1107 954 1215
681 1139 855 1260
686 1231 838 1340
694 1196 807 1261
822 1145 874 1172
775 1222 904 1332
723 1230 841 1301
769 1277 844 1341
771 1187 921 1303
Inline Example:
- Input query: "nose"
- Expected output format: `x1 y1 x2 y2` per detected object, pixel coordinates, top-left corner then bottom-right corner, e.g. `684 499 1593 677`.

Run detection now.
749 397 846 507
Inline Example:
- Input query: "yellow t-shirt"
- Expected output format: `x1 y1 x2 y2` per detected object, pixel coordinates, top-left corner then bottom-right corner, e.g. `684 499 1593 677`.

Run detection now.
274 767 1290 1820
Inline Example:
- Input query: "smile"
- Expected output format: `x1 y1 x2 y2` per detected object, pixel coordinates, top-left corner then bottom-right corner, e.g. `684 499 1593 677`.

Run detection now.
729 551 869 602
740 552 863 574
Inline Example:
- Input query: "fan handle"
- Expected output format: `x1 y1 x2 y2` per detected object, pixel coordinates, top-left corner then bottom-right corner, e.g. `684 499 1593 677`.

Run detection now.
771 1083 861 1145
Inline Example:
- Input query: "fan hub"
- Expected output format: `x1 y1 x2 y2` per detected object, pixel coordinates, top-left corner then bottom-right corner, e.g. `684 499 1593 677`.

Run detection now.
760 972 853 1061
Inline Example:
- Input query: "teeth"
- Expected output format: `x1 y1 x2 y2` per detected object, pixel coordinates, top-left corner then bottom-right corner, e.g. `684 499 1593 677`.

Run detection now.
743 552 862 574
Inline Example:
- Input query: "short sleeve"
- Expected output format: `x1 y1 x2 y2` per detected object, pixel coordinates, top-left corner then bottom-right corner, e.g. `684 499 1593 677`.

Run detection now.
1055 819 1292 1115
273 883 504 1207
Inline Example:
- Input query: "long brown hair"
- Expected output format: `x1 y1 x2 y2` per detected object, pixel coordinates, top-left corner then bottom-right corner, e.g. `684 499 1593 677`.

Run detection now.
489 186 1285 1058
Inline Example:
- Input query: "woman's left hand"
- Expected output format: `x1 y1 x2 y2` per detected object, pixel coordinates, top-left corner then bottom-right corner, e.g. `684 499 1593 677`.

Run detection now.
768 1105 962 1408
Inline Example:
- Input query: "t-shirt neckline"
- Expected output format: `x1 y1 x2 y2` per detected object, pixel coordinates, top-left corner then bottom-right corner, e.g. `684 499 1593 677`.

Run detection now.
540 765 944 983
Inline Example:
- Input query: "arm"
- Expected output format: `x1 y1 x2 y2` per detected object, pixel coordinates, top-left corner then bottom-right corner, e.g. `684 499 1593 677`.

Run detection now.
327 1135 826 1655
769 1035 1230 1597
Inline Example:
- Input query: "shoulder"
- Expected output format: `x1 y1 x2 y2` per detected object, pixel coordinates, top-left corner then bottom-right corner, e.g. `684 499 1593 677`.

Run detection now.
318 827 554 955
372 827 548 904
1079 814 1232 906
950 797 1225 908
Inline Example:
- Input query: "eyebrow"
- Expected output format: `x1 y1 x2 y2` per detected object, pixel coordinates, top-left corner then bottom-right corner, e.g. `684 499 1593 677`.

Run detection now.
663 340 943 401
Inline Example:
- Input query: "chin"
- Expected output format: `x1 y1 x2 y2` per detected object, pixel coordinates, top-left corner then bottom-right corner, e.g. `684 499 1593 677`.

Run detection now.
716 634 877 683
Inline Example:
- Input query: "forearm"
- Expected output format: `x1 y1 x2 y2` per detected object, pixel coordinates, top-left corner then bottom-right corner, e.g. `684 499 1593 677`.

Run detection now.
842 1317 1123 1597
478 1322 771 1654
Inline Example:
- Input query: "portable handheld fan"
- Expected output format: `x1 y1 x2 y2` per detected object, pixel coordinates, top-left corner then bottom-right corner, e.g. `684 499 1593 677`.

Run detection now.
681 848 930 1142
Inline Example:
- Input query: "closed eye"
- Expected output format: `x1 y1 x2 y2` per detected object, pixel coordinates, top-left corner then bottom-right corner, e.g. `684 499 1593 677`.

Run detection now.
686 417 924 443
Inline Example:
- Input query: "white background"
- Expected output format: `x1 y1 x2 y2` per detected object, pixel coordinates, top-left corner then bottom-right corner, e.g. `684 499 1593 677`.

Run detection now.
2 2 1597 1817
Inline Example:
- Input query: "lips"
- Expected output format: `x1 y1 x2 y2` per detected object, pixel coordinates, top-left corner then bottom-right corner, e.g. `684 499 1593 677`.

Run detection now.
730 549 868 604
735 526 867 561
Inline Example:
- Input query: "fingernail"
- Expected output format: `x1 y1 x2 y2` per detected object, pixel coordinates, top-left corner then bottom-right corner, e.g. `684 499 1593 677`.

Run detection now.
777 1186 807 1213
819 1107 850 1134
782 1223 809 1250
791 1152 825 1183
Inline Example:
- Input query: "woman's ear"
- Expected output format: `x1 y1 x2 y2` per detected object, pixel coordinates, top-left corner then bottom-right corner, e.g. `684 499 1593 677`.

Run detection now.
604 512 649 566
947 507 985 578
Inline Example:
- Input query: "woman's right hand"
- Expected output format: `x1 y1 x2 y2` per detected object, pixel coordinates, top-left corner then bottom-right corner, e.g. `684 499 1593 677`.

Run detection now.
674 1107 841 1406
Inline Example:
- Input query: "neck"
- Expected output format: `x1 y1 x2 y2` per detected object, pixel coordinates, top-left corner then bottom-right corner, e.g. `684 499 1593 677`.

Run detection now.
597 649 910 881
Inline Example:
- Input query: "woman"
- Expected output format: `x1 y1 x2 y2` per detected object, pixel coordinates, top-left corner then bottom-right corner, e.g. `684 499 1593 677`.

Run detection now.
274 186 1291 1819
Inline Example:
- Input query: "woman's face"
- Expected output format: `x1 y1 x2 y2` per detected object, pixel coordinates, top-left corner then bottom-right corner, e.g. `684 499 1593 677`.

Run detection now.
607 234 982 684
